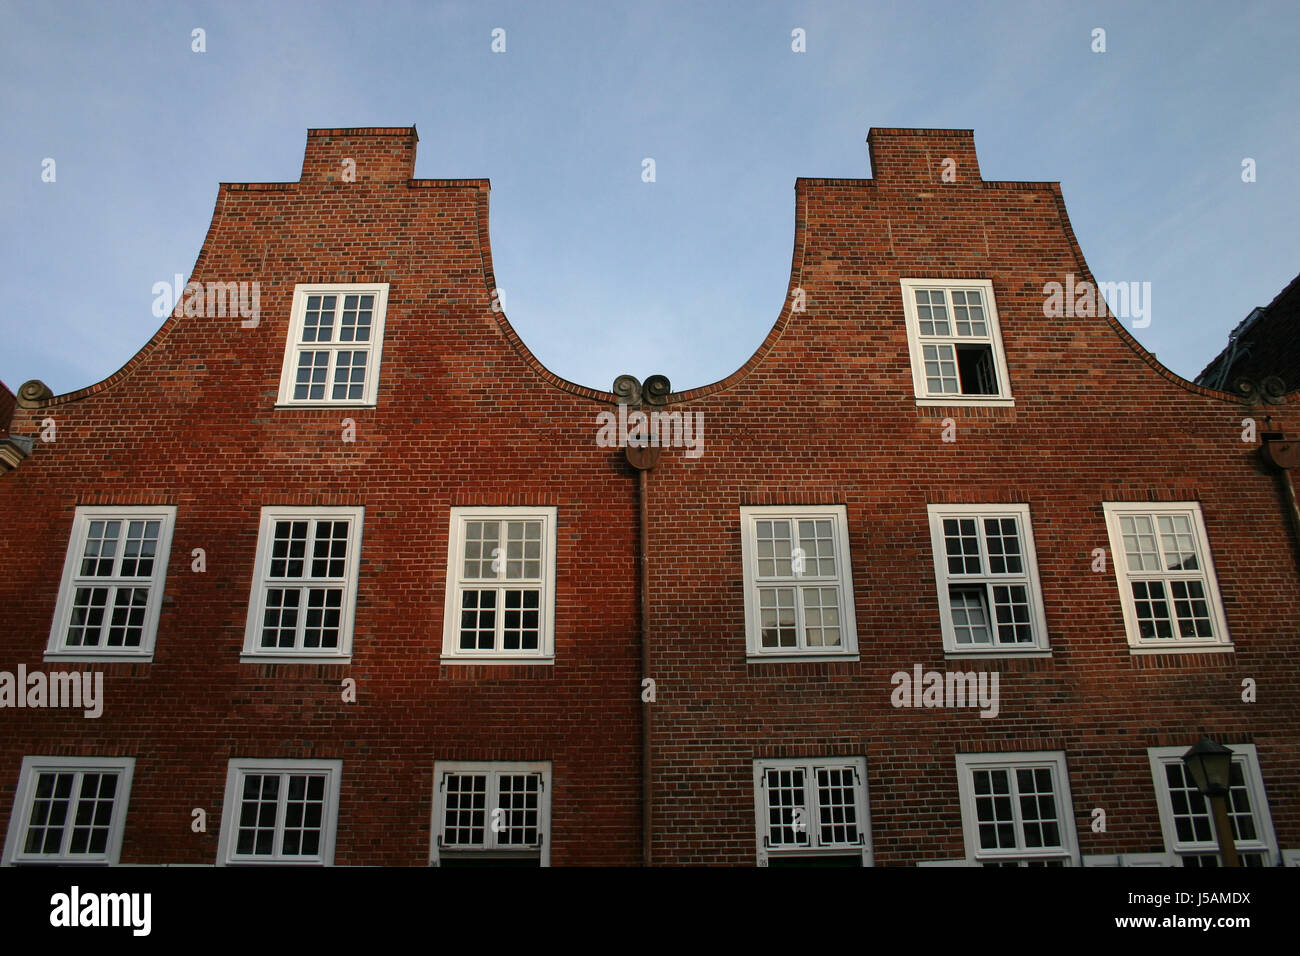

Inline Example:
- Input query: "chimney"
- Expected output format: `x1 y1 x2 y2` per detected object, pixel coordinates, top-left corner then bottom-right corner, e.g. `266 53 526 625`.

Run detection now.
300 126 418 184
866 128 981 188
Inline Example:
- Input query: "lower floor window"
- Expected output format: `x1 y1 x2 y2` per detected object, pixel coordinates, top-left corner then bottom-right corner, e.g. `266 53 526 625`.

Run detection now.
753 756 870 866
2 757 135 865
431 761 551 866
956 752 1080 866
1148 744 1277 866
217 759 342 865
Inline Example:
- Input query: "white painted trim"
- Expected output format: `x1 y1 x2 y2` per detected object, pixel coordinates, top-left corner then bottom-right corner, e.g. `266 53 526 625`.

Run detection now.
752 756 871 866
900 277 1013 404
2 756 136 865
926 503 1050 655
1102 501 1232 652
45 506 177 662
217 758 343 866
241 506 365 662
440 507 558 663
955 751 1080 866
1147 744 1277 864
275 283 390 407
739 505 859 660
430 761 552 866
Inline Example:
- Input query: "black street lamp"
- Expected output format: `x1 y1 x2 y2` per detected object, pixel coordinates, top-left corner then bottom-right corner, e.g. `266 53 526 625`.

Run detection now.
1182 736 1240 867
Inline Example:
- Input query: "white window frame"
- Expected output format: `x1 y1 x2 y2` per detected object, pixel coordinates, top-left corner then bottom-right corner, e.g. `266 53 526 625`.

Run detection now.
955 751 1080 866
752 756 871 866
739 505 859 661
1102 502 1232 654
430 761 551 866
45 505 177 662
1147 744 1277 867
275 283 389 407
2 756 135 865
927 503 1050 656
217 758 343 866
441 508 558 664
242 506 365 663
900 278 1014 406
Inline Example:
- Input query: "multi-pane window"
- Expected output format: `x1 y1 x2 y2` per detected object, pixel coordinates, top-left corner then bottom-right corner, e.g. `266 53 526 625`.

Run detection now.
956 752 1079 866
753 757 870 866
442 509 557 662
901 278 1012 403
2 757 135 865
217 759 342 865
927 504 1049 654
1148 745 1277 867
740 506 858 659
243 507 364 660
1102 503 1231 651
46 506 176 661
431 762 551 866
276 283 389 406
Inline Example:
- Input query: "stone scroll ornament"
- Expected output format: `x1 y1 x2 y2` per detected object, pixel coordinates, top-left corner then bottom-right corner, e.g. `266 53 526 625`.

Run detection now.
15 380 53 407
612 374 671 406
1233 376 1287 410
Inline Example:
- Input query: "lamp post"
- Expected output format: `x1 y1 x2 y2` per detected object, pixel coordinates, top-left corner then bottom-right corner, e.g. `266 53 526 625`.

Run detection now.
1182 737 1240 867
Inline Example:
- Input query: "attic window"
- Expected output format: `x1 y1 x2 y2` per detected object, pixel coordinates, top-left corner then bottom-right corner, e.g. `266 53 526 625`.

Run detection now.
901 279 1013 405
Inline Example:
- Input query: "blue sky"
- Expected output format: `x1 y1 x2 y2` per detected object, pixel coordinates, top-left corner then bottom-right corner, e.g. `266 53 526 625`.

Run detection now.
1 0 1297 396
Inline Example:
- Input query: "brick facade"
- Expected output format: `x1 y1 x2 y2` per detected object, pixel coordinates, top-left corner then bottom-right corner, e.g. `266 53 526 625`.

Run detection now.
1 127 1296 867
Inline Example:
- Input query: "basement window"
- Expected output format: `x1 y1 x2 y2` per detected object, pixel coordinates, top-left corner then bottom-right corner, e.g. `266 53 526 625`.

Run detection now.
1147 745 1277 866
901 279 1013 405
955 752 1080 866
753 757 871 866
431 762 551 866
2 757 135 865
217 759 343 865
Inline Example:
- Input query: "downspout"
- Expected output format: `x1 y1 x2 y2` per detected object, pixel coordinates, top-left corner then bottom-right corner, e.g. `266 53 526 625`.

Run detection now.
614 374 669 867
627 436 660 866
638 464 654 865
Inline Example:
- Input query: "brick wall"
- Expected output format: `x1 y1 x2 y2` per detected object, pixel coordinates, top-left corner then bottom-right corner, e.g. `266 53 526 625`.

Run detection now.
0 129 642 865
2 127 1297 867
642 129 1300 864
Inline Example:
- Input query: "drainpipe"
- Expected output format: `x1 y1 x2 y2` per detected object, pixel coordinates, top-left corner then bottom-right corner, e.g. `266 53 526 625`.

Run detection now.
614 374 668 867
631 456 657 866
1261 433 1300 579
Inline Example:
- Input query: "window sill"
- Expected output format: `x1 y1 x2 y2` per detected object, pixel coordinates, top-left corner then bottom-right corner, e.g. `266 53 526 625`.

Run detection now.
1128 643 1234 655
746 653 860 664
219 859 329 867
43 651 153 663
915 397 1015 408
239 653 352 665
439 656 555 667
273 402 377 410
944 649 1052 660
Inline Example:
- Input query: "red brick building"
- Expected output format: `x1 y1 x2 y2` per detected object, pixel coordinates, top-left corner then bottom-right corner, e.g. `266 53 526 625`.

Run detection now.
1 127 1297 868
